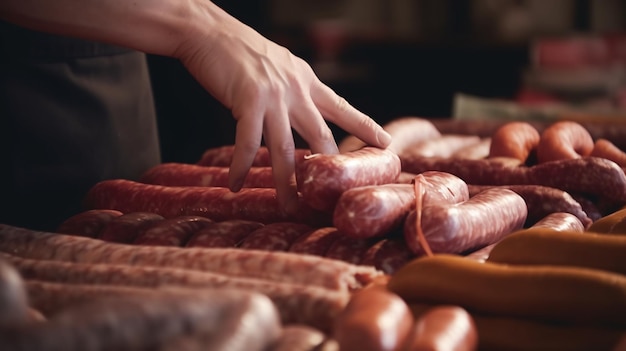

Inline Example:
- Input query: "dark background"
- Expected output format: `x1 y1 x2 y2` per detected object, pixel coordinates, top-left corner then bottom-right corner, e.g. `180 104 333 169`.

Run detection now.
147 0 625 164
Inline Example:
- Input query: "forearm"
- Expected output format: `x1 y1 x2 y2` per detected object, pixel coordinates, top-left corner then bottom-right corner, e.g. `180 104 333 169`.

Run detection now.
0 0 229 58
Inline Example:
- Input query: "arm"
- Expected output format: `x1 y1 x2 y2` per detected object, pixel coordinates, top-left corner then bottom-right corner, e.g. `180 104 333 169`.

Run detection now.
0 0 392 213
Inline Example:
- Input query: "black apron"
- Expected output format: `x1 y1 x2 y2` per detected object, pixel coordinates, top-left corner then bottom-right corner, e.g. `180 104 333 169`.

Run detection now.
0 21 161 231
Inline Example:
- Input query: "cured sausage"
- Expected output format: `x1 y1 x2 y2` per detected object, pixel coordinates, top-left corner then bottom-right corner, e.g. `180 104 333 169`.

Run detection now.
407 305 478 351
536 121 594 163
333 288 414 351
140 163 276 188
197 145 311 167
85 179 331 226
590 138 626 168
488 121 540 164
98 212 165 243
297 147 402 212
338 117 441 154
239 222 314 251
467 184 592 228
185 220 265 248
56 209 123 238
133 216 214 246
0 224 383 292
404 188 527 255
289 227 341 256
334 172 469 239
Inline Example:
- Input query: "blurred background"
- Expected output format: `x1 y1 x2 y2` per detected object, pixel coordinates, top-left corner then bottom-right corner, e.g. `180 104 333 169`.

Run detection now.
148 0 626 163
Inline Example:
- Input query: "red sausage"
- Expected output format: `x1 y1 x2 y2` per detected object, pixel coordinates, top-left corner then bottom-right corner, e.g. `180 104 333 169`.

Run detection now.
407 305 478 351
85 179 331 225
289 227 342 256
297 147 401 213
536 121 594 163
333 172 469 239
140 163 276 188
404 188 528 255
56 209 123 238
488 121 540 164
531 212 585 232
185 220 264 248
133 216 214 247
360 237 416 274
399 134 482 159
197 145 310 167
451 137 491 160
239 222 314 251
98 212 164 243
325 236 376 265
590 138 626 168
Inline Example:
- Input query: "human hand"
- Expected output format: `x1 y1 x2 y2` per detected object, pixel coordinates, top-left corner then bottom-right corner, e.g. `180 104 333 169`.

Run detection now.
175 3 391 213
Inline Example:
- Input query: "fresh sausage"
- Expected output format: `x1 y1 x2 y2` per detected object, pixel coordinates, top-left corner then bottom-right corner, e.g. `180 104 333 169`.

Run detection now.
133 216 214 246
590 138 626 168
239 222 314 251
407 305 478 351
451 137 491 160
185 220 265 248
297 147 402 212
0 224 383 292
324 236 376 265
530 212 585 232
404 188 527 255
289 227 341 256
488 121 540 164
197 145 311 167
333 171 469 239
56 209 123 238
98 211 165 243
140 163 276 188
399 134 482 159
536 121 594 163
360 237 416 274
333 288 414 351
85 179 331 226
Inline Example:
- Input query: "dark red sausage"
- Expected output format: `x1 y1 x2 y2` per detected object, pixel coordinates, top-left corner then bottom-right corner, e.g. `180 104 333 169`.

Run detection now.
98 212 165 243
360 237 416 274
56 209 123 238
185 220 264 248
531 212 585 232
133 216 214 247
239 222 314 251
197 145 310 167
297 147 401 213
289 227 342 256
85 179 331 226
324 236 376 265
404 188 527 255
140 163 276 188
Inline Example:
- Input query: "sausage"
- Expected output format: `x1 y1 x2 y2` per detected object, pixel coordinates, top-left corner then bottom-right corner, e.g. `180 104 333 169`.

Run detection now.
488 121 540 164
197 145 311 166
56 209 124 238
324 236 376 265
388 254 626 328
590 138 626 168
338 117 441 154
486 227 626 275
530 212 585 232
404 188 527 255
3 253 348 331
133 216 214 246
289 227 341 256
297 147 402 212
409 303 625 351
451 137 491 160
140 163 276 188
269 325 328 351
0 224 383 292
399 134 482 159
406 305 478 351
0 259 30 327
587 207 626 233
536 121 594 163
333 172 469 239
360 237 416 274
85 179 331 226
185 220 265 248
239 222 314 251
467 184 592 228
12 284 281 351
98 211 165 243
333 288 414 351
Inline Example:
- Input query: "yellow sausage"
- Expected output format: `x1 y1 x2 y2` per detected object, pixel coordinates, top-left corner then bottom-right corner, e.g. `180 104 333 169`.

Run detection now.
409 303 624 351
387 254 626 328
486 227 626 275
587 207 626 234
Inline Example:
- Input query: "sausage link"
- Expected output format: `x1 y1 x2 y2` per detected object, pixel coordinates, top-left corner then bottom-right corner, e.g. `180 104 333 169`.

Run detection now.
197 145 311 167
239 222 314 251
98 212 165 243
56 209 123 238
133 216 214 247
488 121 540 163
141 163 276 188
185 220 265 248
537 121 594 163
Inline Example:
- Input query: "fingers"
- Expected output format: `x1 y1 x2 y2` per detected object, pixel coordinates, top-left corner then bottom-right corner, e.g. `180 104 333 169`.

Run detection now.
312 82 391 149
289 97 339 155
228 110 264 192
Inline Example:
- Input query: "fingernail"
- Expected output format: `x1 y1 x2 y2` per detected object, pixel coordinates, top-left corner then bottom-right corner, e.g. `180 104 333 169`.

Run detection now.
378 129 392 147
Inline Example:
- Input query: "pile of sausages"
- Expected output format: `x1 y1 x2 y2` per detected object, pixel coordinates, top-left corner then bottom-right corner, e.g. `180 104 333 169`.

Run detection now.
2 116 626 350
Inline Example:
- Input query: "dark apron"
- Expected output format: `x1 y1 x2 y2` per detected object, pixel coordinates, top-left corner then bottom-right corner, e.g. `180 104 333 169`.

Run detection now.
0 21 161 231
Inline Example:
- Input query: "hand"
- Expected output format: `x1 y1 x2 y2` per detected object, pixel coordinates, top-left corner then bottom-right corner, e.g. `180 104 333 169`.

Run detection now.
175 3 391 213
